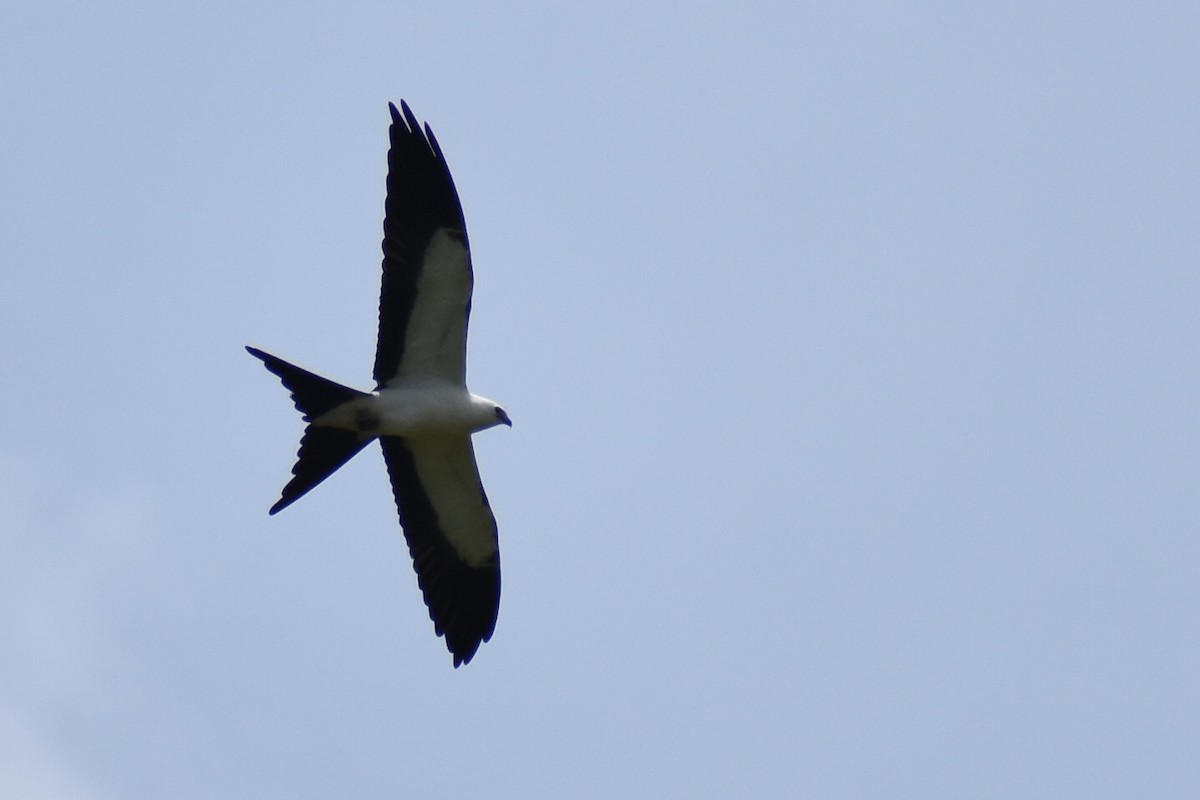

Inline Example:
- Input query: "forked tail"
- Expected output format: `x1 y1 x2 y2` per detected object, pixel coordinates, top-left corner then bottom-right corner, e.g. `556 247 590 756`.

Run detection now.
246 346 373 514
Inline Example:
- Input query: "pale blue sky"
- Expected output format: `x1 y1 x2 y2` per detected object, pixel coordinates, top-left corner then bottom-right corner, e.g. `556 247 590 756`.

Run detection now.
2 2 1198 797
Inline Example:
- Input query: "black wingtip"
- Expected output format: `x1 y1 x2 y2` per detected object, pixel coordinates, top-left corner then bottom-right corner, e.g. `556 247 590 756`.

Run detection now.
424 123 446 160
401 101 421 135
388 100 425 137
452 637 489 668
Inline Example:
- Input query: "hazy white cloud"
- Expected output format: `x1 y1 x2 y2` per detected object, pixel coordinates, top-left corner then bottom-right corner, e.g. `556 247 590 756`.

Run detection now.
0 457 153 697
0 455 157 798
0 707 99 800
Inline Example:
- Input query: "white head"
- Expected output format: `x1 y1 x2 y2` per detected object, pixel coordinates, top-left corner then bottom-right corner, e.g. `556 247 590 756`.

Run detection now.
471 395 512 432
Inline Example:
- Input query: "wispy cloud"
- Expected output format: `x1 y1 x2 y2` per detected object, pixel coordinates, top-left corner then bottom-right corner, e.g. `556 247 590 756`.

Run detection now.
0 707 98 800
0 454 156 799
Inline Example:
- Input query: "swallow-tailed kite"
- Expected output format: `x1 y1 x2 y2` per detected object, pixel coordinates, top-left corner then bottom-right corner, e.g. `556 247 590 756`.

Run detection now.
247 101 510 667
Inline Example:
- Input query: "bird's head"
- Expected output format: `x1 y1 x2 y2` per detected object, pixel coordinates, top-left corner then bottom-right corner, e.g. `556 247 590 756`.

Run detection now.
492 405 513 428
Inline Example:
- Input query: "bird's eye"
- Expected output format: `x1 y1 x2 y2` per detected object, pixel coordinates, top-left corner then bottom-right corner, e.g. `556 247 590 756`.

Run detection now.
494 407 504 418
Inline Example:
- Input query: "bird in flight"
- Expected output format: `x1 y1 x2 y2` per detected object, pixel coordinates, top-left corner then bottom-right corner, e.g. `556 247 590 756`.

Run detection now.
247 101 510 667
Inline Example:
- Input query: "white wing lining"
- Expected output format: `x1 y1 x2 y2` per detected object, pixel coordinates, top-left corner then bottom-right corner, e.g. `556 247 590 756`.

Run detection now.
386 228 472 386
406 435 497 567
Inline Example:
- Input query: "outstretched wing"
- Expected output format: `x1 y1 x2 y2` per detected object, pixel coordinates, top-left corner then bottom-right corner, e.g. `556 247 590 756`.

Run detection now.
378 435 500 667
374 101 473 389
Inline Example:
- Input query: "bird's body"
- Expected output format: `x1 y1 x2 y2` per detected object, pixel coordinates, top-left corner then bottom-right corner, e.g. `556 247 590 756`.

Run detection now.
314 382 507 439
247 101 509 667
